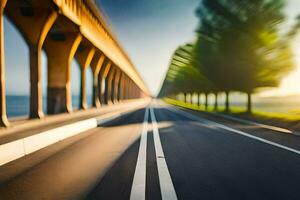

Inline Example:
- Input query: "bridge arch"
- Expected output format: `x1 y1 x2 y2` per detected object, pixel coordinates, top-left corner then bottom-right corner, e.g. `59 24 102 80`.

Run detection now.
4 0 58 120
0 0 148 127
3 15 29 119
90 52 105 108
74 38 95 110
86 66 93 108
71 59 81 111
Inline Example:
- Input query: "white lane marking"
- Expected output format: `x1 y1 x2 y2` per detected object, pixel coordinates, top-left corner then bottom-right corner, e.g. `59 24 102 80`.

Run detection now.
0 119 97 166
216 113 292 134
150 107 178 200
167 106 300 155
0 139 25 165
130 107 149 200
0 107 140 166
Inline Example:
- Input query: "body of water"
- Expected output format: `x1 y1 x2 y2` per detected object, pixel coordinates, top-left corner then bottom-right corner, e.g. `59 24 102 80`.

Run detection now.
6 95 93 118
6 95 300 119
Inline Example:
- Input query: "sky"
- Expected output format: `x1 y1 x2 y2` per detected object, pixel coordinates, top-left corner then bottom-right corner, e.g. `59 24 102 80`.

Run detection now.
3 0 300 97
96 0 199 95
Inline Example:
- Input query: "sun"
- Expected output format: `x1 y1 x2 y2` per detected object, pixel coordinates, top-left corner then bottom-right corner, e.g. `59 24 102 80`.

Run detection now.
258 30 300 97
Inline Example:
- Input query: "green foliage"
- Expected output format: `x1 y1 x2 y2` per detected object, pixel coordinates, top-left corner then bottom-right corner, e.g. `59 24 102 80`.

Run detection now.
159 44 213 97
195 0 294 94
165 98 300 122
159 0 300 113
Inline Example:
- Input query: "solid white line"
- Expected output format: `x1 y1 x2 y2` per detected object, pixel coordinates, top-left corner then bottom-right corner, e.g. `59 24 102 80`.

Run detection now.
150 107 178 200
0 119 97 166
0 107 139 166
167 106 300 155
217 113 292 134
130 107 149 200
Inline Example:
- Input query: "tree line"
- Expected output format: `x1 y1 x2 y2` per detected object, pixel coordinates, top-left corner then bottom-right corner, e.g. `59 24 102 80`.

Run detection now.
159 0 300 113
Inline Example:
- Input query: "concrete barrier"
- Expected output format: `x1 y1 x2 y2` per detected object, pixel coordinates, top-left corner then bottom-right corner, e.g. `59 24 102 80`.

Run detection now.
0 107 139 166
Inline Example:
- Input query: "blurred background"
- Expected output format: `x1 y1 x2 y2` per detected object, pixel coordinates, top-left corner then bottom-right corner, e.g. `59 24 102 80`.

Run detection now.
3 0 300 119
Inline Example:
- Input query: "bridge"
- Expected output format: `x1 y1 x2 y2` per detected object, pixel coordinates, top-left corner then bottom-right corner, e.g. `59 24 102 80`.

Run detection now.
1 1 300 200
0 0 148 127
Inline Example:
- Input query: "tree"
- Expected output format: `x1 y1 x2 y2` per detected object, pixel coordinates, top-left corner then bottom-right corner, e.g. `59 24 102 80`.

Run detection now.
194 0 296 113
159 44 214 108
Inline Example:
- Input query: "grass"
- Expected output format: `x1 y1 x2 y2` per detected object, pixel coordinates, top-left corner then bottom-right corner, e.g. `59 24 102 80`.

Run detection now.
164 98 300 122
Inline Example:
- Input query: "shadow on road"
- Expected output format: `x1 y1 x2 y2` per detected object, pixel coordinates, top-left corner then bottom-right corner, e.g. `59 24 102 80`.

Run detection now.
100 107 196 128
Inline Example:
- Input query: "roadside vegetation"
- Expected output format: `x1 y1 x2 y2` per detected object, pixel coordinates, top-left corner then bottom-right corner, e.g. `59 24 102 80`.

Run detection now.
165 97 300 134
165 98 300 122
159 0 300 115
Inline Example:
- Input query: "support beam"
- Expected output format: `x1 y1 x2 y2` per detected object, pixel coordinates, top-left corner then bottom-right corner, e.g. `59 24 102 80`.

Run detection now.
75 42 95 110
134 84 139 98
128 79 133 99
91 53 105 108
5 2 58 119
118 72 124 101
123 75 129 100
29 12 58 118
79 67 87 109
0 0 8 127
132 81 137 99
114 68 122 103
106 66 116 105
99 61 111 105
126 77 131 99
44 33 82 114
112 68 121 104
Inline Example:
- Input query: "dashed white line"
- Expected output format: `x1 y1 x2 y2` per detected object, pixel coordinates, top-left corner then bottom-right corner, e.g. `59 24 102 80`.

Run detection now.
150 107 178 200
130 107 149 200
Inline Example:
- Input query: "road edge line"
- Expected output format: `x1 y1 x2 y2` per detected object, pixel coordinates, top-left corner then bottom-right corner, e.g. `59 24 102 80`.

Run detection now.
167 106 300 156
216 113 293 134
0 106 144 166
163 100 294 134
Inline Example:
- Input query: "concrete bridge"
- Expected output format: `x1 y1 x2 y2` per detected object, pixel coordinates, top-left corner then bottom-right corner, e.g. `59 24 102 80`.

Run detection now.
0 0 148 127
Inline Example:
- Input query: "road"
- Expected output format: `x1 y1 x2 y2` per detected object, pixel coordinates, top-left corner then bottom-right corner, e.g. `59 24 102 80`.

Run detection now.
1 100 300 200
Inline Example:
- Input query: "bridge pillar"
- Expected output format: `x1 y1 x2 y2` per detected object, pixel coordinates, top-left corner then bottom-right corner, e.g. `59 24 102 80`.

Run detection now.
124 76 129 100
135 85 138 98
128 79 133 99
106 66 116 105
118 72 124 101
114 69 121 102
133 84 138 99
112 68 121 104
28 12 58 119
131 83 134 99
130 81 135 99
4 1 58 119
75 42 95 110
121 75 126 100
99 61 111 105
133 84 137 98
0 0 9 127
128 78 132 99
45 33 82 114
91 53 105 108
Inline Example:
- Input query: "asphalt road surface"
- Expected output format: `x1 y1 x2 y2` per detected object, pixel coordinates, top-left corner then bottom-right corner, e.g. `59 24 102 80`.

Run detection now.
1 100 300 200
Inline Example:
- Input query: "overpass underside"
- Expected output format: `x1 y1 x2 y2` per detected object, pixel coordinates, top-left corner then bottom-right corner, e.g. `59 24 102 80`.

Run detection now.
0 0 148 127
